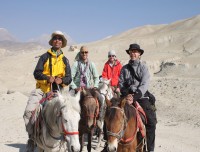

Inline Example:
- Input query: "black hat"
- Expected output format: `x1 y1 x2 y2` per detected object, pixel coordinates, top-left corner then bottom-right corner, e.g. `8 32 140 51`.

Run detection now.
126 43 144 55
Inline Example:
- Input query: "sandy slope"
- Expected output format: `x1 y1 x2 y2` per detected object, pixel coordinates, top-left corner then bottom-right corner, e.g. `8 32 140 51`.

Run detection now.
1 15 200 152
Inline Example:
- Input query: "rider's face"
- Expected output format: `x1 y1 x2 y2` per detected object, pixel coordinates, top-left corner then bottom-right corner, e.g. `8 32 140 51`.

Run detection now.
129 49 141 60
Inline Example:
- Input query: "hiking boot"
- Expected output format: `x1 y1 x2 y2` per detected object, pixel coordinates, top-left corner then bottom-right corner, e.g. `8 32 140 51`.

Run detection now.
25 139 35 152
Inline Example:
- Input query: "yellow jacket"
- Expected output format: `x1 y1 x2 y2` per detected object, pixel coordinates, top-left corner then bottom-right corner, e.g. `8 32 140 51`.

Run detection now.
34 49 72 93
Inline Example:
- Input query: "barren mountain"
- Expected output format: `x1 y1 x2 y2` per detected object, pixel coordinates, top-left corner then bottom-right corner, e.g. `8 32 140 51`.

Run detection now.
0 15 200 152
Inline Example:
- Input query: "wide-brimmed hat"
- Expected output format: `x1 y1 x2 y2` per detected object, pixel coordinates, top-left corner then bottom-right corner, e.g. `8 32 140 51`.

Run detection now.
126 43 144 55
49 31 67 48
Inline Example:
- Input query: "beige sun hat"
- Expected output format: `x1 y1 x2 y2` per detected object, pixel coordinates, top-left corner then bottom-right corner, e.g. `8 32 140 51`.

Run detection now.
49 31 67 48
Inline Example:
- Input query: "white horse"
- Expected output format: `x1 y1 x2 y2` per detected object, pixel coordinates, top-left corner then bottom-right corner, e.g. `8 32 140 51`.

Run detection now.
98 78 114 101
34 90 81 152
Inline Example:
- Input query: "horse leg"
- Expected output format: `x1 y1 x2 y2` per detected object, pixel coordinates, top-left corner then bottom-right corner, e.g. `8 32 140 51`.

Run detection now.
87 130 93 152
79 133 84 152
95 127 103 150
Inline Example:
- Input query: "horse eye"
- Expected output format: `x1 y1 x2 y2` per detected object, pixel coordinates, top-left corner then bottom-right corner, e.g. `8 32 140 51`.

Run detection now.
63 118 68 123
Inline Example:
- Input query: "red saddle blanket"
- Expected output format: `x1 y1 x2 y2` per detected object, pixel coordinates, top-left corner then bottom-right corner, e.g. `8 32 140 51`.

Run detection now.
135 101 147 138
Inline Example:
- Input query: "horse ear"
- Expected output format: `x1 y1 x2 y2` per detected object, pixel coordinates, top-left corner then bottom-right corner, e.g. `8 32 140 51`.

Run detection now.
82 88 86 96
75 90 80 98
105 79 111 84
120 98 126 108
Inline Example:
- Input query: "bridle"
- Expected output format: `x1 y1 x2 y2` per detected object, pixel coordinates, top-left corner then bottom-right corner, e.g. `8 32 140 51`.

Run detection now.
106 106 127 141
82 95 99 127
44 105 79 141
106 106 138 144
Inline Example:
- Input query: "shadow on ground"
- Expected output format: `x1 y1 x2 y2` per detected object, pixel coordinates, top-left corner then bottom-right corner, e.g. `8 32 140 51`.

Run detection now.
6 143 26 152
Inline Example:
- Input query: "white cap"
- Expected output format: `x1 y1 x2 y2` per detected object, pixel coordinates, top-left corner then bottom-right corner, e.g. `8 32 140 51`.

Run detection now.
108 50 116 56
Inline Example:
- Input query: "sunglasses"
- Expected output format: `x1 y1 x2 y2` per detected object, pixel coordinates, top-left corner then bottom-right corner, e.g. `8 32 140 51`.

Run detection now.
129 50 140 54
80 51 88 54
108 55 115 58
52 37 63 41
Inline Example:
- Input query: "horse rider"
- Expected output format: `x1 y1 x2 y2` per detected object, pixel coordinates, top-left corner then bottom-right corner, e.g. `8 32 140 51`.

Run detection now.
23 31 72 152
69 45 104 126
118 43 157 152
101 50 122 97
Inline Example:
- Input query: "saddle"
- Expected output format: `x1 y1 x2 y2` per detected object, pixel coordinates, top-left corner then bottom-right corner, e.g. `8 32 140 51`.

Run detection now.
134 101 147 138
31 92 57 137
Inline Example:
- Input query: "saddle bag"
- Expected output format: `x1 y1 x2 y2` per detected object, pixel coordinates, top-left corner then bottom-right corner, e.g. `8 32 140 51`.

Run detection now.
146 91 156 105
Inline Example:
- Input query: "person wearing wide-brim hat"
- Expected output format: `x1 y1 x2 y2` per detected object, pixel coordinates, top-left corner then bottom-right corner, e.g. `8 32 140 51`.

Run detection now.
119 43 157 151
126 43 144 56
23 30 72 152
49 30 67 48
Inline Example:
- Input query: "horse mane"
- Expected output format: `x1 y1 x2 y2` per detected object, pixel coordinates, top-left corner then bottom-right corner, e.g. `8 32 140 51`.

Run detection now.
105 97 120 121
80 88 97 103
124 103 136 121
43 95 63 124
105 98 136 121
43 91 81 123
62 90 81 113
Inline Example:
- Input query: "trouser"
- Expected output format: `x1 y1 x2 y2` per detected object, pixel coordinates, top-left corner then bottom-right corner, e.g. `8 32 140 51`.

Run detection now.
23 89 44 136
137 98 157 151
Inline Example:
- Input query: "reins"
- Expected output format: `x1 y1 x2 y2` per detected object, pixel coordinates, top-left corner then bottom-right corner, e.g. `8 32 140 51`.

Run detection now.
106 106 127 141
83 95 99 126
107 106 138 145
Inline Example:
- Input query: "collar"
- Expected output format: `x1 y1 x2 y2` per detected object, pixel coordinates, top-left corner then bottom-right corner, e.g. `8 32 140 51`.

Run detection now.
129 59 140 66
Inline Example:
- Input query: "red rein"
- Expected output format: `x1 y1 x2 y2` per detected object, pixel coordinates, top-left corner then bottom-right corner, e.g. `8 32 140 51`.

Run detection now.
62 122 79 136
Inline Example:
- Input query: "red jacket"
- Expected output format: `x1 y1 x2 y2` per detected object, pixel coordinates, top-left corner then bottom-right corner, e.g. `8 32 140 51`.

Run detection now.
102 59 122 86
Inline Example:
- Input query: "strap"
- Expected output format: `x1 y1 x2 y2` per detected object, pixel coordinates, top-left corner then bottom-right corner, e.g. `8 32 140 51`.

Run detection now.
48 53 52 76
127 64 141 82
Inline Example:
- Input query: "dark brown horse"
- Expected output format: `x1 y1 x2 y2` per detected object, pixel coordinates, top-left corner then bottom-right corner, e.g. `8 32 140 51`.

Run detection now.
79 88 101 152
104 97 145 152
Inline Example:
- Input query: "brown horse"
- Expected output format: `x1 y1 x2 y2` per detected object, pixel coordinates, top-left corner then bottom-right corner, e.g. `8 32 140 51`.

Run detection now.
104 97 145 152
79 88 101 152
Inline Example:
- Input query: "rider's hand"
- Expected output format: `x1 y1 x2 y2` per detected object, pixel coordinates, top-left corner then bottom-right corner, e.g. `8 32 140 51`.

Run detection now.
47 76 55 83
115 87 120 93
55 77 62 84
75 87 81 93
126 94 133 105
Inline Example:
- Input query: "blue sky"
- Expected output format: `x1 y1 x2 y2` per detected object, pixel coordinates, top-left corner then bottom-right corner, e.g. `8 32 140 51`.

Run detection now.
0 0 200 43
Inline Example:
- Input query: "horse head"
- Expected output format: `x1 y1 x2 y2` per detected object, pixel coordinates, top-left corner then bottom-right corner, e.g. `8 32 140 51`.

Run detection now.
98 78 114 102
105 97 139 152
80 88 99 129
43 91 81 152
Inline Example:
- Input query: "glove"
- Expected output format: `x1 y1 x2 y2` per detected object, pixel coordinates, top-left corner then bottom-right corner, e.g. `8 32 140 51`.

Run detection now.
132 89 142 101
126 94 133 105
